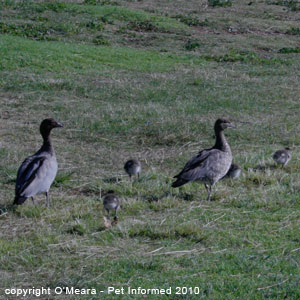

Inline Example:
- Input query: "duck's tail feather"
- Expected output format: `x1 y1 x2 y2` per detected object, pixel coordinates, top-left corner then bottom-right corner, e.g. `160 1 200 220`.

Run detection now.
172 178 188 188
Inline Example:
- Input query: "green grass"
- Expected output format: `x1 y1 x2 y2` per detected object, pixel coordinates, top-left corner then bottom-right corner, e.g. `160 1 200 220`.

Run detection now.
1 0 300 299
0 35 208 74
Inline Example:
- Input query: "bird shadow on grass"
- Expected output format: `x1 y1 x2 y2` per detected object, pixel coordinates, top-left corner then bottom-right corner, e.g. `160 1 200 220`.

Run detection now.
142 191 175 203
179 192 196 202
102 177 122 184
173 186 199 202
253 163 277 172
65 224 85 236
143 195 160 202
178 189 221 202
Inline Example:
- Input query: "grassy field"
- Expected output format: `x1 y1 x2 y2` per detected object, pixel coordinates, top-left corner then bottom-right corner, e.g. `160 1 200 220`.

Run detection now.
1 0 300 299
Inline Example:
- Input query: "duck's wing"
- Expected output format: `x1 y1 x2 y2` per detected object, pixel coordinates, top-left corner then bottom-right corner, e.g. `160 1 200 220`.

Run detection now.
172 149 219 187
174 149 212 178
15 155 46 196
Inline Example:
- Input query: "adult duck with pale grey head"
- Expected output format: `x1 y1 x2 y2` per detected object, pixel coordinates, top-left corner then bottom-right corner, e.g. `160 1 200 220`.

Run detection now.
172 118 234 201
14 119 63 206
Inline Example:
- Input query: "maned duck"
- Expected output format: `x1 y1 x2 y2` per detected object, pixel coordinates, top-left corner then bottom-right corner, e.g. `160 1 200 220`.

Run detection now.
273 147 292 168
124 159 141 181
103 190 120 220
172 118 234 201
14 118 63 206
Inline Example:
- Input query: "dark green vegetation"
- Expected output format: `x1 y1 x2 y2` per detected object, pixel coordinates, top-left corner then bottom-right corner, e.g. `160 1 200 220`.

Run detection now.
1 0 300 299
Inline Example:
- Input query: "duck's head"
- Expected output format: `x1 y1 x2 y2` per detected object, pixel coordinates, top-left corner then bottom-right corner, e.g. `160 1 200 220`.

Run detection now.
40 118 63 136
214 118 235 131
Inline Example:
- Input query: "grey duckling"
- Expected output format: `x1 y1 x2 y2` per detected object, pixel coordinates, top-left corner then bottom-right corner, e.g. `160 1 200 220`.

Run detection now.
14 118 63 206
124 159 141 181
103 190 120 220
273 147 292 168
172 118 234 201
224 163 241 179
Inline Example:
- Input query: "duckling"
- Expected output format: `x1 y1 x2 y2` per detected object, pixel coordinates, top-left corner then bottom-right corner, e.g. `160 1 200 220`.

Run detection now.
172 118 234 201
273 147 292 168
225 163 241 179
103 190 120 219
124 159 141 181
14 118 63 206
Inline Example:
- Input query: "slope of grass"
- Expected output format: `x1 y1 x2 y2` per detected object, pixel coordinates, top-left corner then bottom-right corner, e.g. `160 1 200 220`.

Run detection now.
0 35 201 73
1 0 300 299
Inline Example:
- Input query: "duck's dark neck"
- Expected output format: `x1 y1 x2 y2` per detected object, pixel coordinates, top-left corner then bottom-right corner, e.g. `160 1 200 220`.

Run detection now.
214 129 230 152
41 131 54 154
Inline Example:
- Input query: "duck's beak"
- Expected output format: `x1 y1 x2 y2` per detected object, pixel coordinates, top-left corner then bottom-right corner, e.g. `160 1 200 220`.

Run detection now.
228 122 235 128
55 122 63 128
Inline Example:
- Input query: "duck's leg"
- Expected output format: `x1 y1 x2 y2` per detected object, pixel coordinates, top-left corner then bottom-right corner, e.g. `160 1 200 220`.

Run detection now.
114 208 118 221
206 184 212 201
208 183 216 201
45 191 50 208
204 184 210 200
204 184 209 192
31 197 35 205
